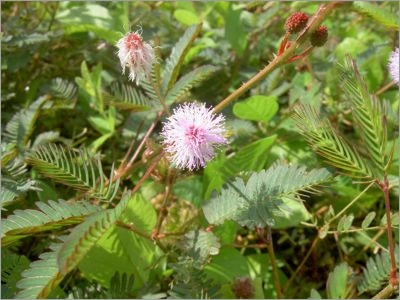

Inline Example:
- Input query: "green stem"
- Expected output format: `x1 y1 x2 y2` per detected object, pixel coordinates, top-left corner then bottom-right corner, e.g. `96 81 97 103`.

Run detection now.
213 2 339 113
326 181 374 225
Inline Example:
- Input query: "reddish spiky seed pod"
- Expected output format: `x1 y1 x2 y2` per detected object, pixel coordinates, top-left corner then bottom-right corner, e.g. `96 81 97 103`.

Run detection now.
310 25 328 47
285 12 309 34
232 277 254 299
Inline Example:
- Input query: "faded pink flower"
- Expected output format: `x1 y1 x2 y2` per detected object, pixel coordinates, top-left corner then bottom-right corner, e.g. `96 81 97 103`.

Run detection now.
161 102 227 171
116 30 155 85
388 48 399 85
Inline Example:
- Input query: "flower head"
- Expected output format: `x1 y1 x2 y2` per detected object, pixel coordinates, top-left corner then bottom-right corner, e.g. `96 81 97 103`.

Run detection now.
116 30 155 85
388 48 399 84
310 25 328 47
285 12 309 34
161 102 227 171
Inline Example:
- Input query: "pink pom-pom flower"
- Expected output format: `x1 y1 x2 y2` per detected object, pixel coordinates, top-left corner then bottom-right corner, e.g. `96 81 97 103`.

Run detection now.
388 48 399 85
116 30 155 85
161 102 227 171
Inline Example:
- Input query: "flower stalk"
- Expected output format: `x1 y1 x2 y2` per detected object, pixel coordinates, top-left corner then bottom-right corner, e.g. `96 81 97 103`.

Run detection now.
213 2 339 114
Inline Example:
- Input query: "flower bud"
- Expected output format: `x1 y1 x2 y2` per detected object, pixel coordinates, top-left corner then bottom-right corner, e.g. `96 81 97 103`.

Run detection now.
232 277 254 299
284 12 309 34
310 25 328 47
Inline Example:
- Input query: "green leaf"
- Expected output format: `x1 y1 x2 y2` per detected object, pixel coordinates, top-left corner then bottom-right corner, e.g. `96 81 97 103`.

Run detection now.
225 4 248 55
161 24 202 94
108 272 135 299
165 65 218 104
246 253 288 298
293 104 375 178
353 1 399 31
50 78 78 101
272 197 311 229
57 192 131 275
337 214 354 232
75 61 104 113
3 97 47 156
56 3 121 43
361 211 376 229
15 239 65 299
203 165 331 229
358 248 399 294
1 199 101 247
1 250 31 298
340 56 387 179
104 81 151 111
63 24 121 44
309 288 322 299
179 230 221 267
174 9 201 26
77 193 160 289
27 143 119 201
326 262 350 298
203 135 276 198
204 247 250 284
228 135 277 172
172 176 203 208
233 95 279 122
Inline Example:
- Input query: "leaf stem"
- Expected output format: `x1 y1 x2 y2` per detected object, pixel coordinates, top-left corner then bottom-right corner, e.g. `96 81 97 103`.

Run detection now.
130 150 165 195
114 111 163 181
326 181 374 225
372 283 396 299
213 2 339 113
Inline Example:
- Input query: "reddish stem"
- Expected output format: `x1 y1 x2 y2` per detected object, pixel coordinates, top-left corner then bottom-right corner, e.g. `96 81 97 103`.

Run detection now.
380 177 398 287
277 32 290 56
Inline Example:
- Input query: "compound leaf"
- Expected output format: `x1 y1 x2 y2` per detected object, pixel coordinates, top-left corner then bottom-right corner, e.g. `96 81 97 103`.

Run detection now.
203 165 331 229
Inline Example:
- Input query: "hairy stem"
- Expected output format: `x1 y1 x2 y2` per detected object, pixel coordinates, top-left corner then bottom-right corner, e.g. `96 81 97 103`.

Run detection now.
130 150 165 195
380 176 398 287
114 111 163 181
213 2 339 113
152 170 174 239
261 227 284 299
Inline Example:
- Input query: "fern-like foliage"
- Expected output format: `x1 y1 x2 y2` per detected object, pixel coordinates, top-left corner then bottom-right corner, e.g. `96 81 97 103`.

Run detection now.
15 238 65 299
161 24 202 94
1 157 39 208
26 143 120 201
169 230 221 299
353 1 399 30
108 272 135 299
32 131 61 149
1 199 101 247
357 248 399 294
293 105 375 179
50 77 78 101
57 192 130 275
2 96 47 158
165 65 218 104
1 250 31 298
104 81 151 111
340 56 387 179
203 165 331 229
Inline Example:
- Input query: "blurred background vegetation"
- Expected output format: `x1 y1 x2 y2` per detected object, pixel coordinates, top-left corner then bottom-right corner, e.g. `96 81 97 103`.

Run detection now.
1 1 399 299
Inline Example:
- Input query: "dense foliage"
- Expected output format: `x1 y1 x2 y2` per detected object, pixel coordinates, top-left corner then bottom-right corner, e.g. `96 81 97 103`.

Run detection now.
1 1 399 299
